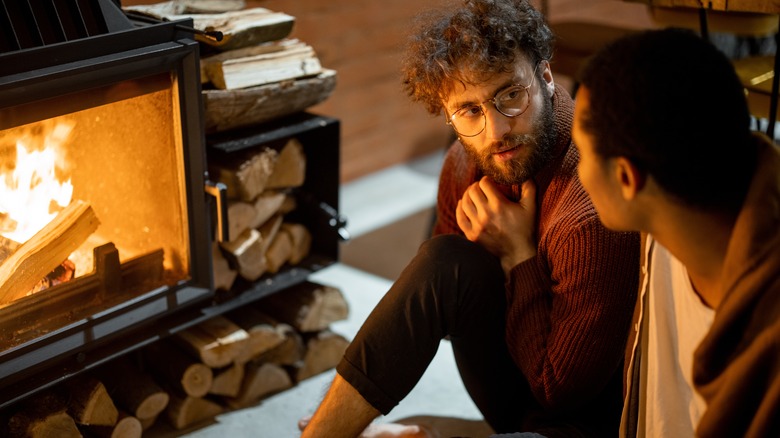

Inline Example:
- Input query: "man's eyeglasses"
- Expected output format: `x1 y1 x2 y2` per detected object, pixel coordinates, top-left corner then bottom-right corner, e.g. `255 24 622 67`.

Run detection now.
446 62 540 137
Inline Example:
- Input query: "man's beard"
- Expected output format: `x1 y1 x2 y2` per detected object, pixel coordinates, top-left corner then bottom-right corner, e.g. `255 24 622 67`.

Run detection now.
461 90 557 186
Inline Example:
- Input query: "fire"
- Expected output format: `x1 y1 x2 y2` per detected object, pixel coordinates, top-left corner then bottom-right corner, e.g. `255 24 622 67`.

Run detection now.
0 122 74 244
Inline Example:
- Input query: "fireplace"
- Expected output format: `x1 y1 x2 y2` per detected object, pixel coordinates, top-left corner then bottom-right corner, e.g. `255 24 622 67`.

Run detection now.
0 1 341 411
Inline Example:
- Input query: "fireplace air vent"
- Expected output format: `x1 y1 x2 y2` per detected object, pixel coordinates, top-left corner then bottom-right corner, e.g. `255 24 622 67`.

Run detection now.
0 0 132 54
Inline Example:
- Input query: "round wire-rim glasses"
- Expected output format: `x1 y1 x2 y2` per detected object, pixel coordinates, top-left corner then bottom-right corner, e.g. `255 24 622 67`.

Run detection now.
446 62 541 137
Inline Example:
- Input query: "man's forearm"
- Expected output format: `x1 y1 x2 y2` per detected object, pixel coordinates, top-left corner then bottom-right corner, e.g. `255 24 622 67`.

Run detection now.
301 373 380 438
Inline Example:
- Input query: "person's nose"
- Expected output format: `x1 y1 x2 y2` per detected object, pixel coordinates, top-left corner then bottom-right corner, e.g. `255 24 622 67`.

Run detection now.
483 104 512 141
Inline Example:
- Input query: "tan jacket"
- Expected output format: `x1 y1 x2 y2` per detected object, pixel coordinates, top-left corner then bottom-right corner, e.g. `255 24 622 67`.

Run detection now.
620 134 780 437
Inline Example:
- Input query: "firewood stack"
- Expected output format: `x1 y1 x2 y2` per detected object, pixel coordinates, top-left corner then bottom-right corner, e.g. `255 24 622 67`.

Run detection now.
209 136 314 292
0 280 349 436
123 0 337 133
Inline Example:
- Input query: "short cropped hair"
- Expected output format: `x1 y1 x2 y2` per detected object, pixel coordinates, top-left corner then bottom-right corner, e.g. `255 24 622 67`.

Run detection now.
401 0 554 115
579 28 756 212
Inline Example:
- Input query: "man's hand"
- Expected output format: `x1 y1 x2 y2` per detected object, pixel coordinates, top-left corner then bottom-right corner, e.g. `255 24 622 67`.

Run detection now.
456 176 538 275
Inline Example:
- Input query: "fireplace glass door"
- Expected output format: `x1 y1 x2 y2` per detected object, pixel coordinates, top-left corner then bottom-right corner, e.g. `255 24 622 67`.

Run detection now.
0 71 191 348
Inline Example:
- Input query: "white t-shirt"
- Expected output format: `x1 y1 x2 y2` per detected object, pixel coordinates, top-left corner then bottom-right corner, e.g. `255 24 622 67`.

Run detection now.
638 238 715 437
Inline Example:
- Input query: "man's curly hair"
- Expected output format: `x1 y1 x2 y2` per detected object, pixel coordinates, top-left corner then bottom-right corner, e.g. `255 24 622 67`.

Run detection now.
402 0 554 115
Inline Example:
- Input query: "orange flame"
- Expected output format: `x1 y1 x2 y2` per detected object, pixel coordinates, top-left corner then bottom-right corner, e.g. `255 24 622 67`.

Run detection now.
0 122 74 243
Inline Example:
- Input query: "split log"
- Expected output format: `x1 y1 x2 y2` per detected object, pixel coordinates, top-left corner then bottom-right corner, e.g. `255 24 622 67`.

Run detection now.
219 228 266 281
264 229 292 274
123 0 245 15
137 414 157 431
258 214 283 251
203 39 322 90
95 358 170 421
294 329 350 382
144 340 214 398
0 200 100 305
61 375 118 426
266 138 306 189
251 321 305 366
280 222 311 264
258 281 349 332
174 316 250 368
165 394 223 430
209 362 245 397
226 306 288 363
6 391 81 438
278 193 298 215
212 241 238 292
227 201 257 241
252 191 286 229
82 411 142 438
209 146 278 202
176 0 246 14
124 6 296 52
224 362 293 409
203 69 337 133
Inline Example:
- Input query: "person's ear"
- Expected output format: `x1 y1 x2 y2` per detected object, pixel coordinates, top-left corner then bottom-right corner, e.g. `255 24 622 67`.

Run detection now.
540 60 555 95
614 157 646 201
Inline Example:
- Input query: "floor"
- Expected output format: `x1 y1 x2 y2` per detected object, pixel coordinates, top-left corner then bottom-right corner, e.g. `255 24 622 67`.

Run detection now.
156 150 492 437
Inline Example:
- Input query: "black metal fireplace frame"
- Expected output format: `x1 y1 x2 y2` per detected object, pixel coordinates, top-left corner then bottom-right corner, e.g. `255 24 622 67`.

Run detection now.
0 17 215 409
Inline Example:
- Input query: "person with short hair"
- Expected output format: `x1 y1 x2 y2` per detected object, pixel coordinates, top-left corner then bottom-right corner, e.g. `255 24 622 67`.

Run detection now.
573 27 780 437
300 1 641 436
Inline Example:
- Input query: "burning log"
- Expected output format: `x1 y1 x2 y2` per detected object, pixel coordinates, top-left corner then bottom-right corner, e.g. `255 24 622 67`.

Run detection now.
0 200 99 305
0 235 19 264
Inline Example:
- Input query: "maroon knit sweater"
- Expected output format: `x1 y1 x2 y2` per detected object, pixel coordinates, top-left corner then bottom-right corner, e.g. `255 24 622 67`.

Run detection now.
433 85 640 435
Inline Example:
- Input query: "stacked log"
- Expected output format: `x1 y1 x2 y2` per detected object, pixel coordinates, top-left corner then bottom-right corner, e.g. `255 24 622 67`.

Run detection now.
210 137 313 291
0 280 349 436
123 1 336 133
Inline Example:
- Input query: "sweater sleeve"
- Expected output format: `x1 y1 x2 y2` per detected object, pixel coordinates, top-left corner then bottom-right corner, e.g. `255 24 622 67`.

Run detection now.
505 217 640 412
433 142 471 236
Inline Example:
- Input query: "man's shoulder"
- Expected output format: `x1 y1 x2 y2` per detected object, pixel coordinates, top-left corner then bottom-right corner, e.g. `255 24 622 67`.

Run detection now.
440 142 478 187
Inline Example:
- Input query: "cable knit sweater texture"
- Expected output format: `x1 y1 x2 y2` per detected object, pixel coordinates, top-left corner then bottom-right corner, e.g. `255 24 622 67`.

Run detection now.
434 85 640 434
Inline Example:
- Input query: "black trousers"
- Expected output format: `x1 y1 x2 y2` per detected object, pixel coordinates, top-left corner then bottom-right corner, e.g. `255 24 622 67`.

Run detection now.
337 234 539 433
